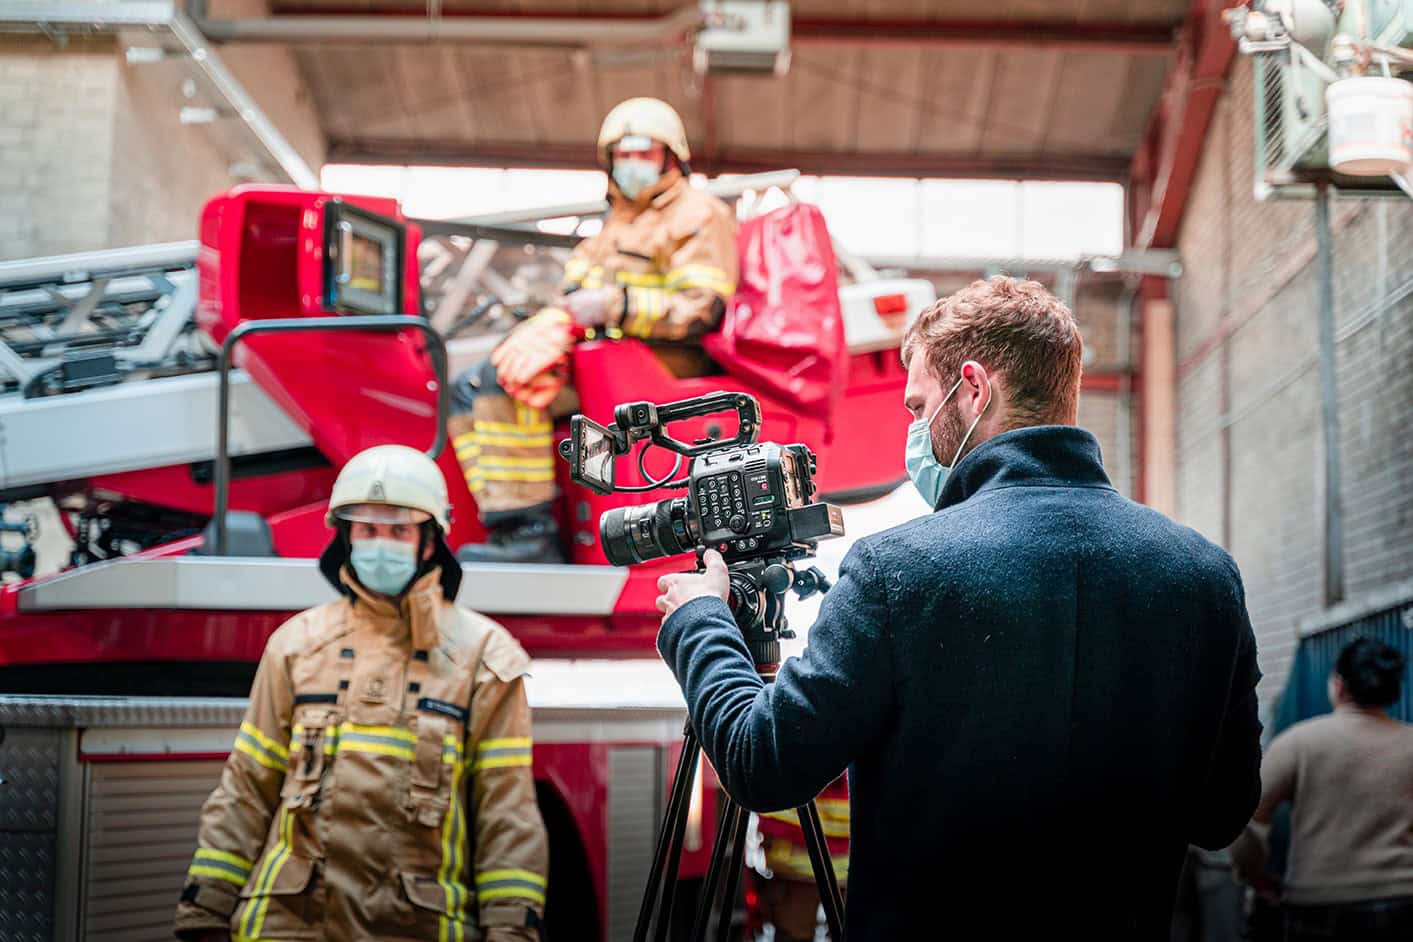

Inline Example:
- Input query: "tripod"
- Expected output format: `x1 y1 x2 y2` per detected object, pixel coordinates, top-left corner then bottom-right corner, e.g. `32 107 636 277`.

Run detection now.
633 556 846 942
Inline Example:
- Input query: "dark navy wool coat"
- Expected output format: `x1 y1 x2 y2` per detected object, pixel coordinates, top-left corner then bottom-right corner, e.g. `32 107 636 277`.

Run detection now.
660 426 1262 939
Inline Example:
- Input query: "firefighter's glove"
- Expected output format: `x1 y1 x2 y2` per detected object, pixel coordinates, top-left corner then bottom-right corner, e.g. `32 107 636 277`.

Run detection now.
491 308 576 390
563 286 622 329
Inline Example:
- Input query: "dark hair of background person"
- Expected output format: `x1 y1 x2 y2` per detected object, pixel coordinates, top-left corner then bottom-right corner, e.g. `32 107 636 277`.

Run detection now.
1334 637 1407 708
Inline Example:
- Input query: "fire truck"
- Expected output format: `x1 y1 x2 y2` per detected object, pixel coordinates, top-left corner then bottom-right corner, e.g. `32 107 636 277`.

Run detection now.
0 172 928 940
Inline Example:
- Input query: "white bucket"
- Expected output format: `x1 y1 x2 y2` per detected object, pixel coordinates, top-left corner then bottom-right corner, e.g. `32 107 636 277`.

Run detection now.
1326 76 1413 176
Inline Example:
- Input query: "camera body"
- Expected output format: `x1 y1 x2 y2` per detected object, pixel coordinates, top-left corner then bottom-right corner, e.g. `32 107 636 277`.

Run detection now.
560 391 843 568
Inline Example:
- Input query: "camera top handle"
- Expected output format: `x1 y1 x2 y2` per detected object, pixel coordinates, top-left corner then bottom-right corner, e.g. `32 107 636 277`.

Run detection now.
611 390 762 458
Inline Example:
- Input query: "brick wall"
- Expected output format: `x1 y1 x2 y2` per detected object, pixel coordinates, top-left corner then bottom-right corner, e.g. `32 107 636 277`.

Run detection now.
0 18 324 260
1173 55 1413 712
0 40 116 258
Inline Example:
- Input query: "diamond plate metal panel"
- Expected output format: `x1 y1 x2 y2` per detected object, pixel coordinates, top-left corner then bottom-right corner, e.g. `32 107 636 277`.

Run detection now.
0 728 60 940
0 727 60 830
0 695 248 729
0 831 56 942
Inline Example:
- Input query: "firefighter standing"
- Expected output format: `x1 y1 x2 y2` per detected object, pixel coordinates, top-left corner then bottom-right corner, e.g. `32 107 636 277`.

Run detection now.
175 445 549 942
451 97 738 563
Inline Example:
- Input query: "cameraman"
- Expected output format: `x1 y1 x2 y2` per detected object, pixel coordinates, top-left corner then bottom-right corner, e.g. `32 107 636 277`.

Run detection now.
656 276 1263 937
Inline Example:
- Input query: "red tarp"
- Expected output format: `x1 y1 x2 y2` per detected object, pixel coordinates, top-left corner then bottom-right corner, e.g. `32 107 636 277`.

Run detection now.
704 203 846 428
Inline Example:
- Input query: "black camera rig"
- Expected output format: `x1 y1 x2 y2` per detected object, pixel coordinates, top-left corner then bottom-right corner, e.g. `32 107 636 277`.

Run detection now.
559 391 849 942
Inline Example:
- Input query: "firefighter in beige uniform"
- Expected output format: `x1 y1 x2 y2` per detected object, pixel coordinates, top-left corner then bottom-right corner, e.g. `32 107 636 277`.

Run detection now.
174 445 549 942
450 96 738 564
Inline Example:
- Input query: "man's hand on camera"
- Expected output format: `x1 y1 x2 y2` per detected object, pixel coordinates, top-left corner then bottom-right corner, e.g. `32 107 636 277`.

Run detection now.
656 549 730 619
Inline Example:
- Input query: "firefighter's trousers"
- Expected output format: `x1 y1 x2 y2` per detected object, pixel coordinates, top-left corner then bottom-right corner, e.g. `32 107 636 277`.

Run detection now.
450 359 557 522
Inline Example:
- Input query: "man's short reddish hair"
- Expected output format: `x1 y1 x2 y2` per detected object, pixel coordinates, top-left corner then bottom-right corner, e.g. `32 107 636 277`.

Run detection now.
901 275 1084 426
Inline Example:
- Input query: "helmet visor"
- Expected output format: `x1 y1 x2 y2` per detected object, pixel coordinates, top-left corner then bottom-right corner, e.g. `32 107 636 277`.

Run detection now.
616 134 655 154
333 503 432 526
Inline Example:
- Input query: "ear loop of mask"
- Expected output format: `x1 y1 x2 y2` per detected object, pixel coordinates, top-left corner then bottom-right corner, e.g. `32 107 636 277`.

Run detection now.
949 370 993 468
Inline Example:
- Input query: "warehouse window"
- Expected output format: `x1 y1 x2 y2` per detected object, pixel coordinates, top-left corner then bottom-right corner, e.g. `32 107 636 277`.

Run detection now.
320 165 1123 261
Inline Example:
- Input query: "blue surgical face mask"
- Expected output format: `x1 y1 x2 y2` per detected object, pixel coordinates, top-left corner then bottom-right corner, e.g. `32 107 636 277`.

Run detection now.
904 375 990 508
612 157 661 200
349 537 419 597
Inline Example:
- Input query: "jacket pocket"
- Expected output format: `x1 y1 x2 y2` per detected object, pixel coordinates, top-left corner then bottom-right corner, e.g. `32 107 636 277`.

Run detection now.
234 852 319 940
409 715 451 827
404 869 474 920
283 707 338 811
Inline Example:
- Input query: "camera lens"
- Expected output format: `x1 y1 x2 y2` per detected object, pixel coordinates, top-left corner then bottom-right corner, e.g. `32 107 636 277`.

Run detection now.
599 497 694 566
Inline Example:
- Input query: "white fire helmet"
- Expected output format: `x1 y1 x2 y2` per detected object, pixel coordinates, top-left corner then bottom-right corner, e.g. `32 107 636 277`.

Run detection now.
326 444 451 533
597 97 690 168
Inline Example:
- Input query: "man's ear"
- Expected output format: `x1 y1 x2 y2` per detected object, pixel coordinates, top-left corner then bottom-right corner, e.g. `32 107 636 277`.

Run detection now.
959 360 992 414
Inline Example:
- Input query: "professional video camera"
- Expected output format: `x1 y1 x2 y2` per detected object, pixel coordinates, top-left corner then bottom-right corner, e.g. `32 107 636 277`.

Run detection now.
559 390 844 664
559 390 850 942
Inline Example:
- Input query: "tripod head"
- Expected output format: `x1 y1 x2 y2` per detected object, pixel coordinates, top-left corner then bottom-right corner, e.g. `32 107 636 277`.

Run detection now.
694 547 833 668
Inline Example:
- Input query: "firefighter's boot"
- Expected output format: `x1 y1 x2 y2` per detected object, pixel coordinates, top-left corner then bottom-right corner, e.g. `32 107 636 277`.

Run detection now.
458 505 565 564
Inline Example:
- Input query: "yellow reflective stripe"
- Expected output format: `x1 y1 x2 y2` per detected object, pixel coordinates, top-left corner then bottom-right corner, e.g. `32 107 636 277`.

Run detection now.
477 737 531 751
438 751 469 942
615 270 666 288
474 420 553 436
242 806 293 937
453 431 478 449
234 736 287 772
189 864 249 886
477 868 547 888
477 469 556 483
666 264 735 297
340 723 416 743
469 433 553 449
473 754 533 771
625 286 666 337
239 722 289 759
475 868 548 905
195 848 255 872
476 455 556 469
473 736 533 772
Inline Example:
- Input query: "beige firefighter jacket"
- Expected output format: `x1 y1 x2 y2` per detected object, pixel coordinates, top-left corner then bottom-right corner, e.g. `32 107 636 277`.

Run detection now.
174 567 548 942
564 172 738 342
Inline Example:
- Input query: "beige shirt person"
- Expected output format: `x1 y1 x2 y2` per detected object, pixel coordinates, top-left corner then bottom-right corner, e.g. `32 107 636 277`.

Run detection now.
1235 705 1413 905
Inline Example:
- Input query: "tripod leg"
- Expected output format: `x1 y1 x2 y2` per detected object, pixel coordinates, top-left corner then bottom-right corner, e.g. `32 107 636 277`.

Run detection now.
691 795 743 942
713 802 753 942
653 737 701 942
797 801 846 941
634 724 702 942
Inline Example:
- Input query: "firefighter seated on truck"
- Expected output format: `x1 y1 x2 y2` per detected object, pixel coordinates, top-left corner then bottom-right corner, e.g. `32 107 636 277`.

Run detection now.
450 96 739 564
174 445 549 942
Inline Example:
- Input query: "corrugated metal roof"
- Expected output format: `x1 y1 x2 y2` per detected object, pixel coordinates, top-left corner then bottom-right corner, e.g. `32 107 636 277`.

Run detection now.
274 1 1186 178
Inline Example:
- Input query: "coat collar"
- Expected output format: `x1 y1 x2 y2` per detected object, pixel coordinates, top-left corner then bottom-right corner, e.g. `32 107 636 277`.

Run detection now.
340 566 445 651
935 425 1114 511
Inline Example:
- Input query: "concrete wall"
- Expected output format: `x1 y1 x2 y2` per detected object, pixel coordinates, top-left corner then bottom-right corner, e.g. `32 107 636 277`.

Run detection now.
0 17 324 260
1173 56 1413 711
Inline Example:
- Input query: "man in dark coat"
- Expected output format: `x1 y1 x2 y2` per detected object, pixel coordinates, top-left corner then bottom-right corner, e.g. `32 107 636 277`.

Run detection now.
656 276 1263 939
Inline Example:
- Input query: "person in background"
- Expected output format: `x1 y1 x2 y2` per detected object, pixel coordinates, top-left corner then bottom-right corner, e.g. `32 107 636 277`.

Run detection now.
448 96 737 563
1234 637 1413 941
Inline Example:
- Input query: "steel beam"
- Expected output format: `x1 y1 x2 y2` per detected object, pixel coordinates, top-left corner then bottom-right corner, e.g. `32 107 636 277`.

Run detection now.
196 5 703 45
791 16 1175 53
262 6 1177 53
329 137 1132 182
1127 0 1240 249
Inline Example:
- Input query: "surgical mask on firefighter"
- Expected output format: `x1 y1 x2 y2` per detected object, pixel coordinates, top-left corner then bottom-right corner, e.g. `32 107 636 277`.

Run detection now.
349 538 419 596
905 374 990 508
612 158 661 200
